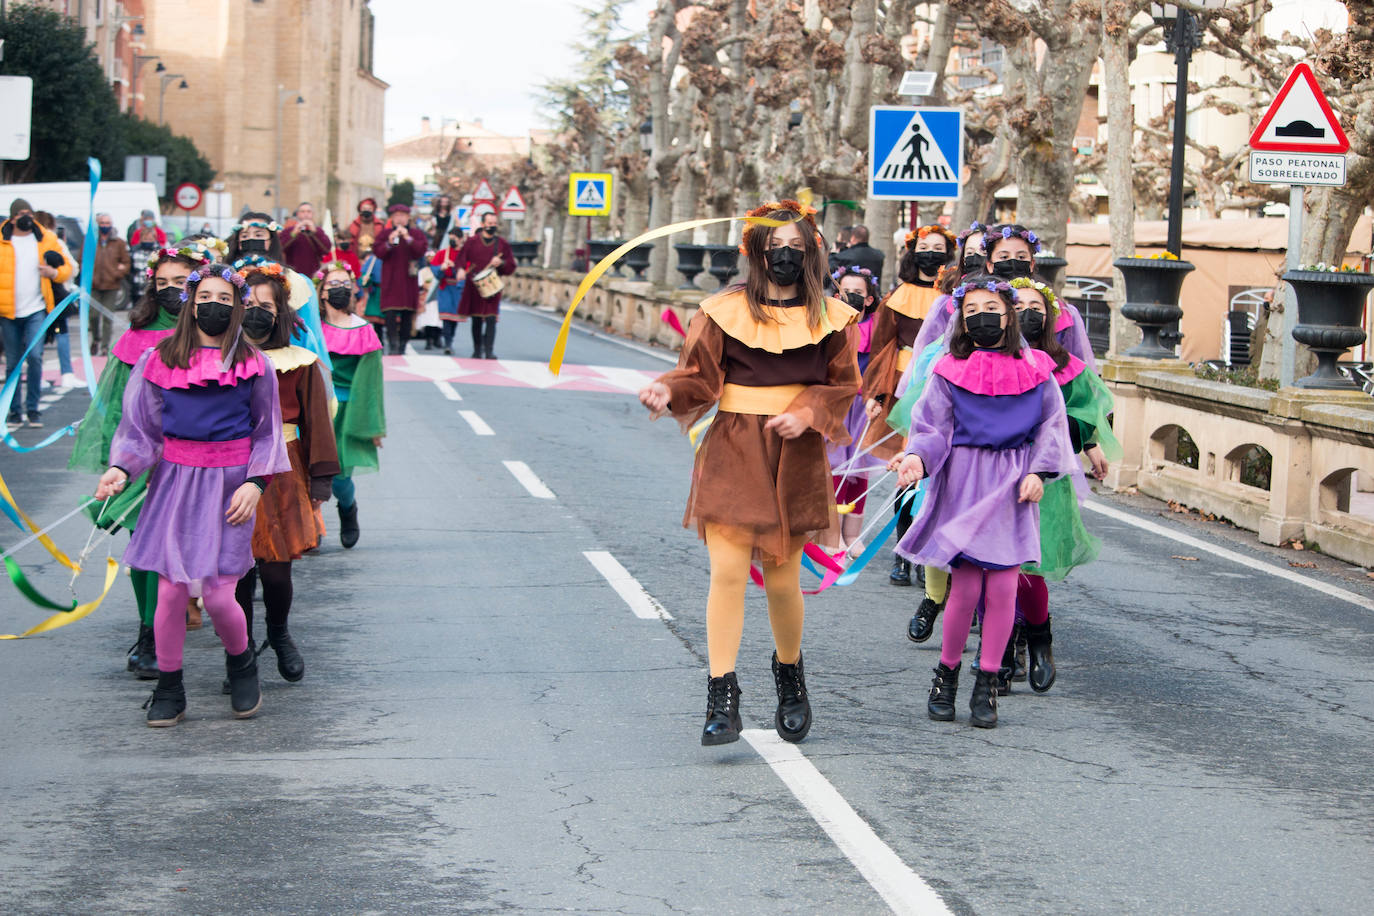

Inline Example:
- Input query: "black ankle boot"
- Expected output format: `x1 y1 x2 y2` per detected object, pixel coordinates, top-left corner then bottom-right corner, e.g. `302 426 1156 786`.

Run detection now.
266 623 304 682
702 672 742 746
144 669 186 727
927 661 960 721
1013 624 1028 681
888 555 912 586
225 647 262 718
907 597 943 643
771 651 812 742
970 668 999 728
996 635 1015 697
338 502 360 549
1025 617 1057 693
470 317 484 358
482 318 498 360
130 624 159 679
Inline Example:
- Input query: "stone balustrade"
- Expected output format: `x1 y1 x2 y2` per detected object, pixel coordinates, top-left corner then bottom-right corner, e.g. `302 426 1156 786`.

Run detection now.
509 266 1374 568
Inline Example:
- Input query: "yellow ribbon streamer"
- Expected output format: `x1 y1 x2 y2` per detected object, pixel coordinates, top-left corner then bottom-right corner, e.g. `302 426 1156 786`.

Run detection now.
0 556 119 639
0 469 80 572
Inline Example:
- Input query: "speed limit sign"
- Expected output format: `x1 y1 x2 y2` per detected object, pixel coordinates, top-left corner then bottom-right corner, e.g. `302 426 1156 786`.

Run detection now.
174 182 202 211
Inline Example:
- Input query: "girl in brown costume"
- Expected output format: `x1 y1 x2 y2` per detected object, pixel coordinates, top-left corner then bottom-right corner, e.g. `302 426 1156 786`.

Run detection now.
638 201 860 746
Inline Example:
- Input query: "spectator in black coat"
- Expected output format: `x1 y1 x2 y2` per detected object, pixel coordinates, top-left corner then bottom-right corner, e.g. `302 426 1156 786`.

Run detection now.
832 224 885 289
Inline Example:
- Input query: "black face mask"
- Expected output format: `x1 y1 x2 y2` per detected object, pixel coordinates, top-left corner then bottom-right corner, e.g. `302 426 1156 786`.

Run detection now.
239 238 269 255
194 301 234 337
241 307 276 340
1018 309 1045 341
326 287 353 310
766 246 805 288
914 250 948 274
992 258 1033 279
15 214 34 232
962 253 986 274
154 286 185 316
483 226 498 236
964 312 1005 348
844 291 867 310
337 241 352 251
360 210 374 220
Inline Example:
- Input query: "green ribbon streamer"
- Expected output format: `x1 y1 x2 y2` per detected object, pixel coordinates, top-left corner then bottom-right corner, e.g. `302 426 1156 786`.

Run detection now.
3 555 78 612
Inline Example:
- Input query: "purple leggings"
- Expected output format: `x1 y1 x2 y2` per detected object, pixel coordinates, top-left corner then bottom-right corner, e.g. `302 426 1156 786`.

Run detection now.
940 565 1019 672
155 575 249 672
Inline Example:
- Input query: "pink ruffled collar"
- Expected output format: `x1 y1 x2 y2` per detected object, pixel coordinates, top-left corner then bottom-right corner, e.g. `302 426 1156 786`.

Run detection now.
112 328 176 366
143 347 266 390
934 347 1055 396
1052 352 1086 386
1054 306 1074 333
322 321 383 356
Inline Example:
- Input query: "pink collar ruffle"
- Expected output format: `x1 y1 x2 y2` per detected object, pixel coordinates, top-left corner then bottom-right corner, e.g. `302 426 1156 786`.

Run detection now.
143 347 266 390
856 314 875 353
1052 352 1086 386
934 347 1055 396
1054 305 1075 333
112 328 176 366
322 321 383 356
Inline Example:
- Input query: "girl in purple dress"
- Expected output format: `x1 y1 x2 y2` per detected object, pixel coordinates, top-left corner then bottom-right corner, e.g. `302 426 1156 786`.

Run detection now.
95 265 291 728
828 266 880 557
893 275 1076 728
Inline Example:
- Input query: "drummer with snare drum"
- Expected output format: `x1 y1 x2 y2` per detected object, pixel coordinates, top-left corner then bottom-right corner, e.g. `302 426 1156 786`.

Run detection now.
456 211 517 360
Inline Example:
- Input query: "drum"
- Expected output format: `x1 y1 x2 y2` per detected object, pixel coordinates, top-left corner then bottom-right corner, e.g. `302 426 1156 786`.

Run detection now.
473 266 504 299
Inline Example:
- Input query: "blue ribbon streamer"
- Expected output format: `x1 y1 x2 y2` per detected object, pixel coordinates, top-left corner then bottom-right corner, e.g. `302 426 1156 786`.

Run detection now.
800 487 922 588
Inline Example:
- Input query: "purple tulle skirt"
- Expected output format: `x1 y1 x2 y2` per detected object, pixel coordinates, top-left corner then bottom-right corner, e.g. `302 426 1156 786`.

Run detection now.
123 460 257 589
828 397 886 479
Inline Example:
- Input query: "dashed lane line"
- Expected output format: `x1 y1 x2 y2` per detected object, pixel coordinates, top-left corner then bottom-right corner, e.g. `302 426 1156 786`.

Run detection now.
502 460 555 499
435 380 463 400
582 551 673 621
1084 499 1374 613
459 410 494 436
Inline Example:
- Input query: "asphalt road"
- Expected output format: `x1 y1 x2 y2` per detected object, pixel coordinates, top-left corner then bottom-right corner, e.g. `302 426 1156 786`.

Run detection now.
2 304 1372 915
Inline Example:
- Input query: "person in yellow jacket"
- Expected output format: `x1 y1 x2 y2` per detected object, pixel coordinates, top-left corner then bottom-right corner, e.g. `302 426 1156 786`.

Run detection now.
2 198 74 428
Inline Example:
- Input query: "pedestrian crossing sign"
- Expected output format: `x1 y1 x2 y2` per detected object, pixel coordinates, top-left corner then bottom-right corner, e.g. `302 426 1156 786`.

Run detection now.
568 172 613 216
868 106 963 201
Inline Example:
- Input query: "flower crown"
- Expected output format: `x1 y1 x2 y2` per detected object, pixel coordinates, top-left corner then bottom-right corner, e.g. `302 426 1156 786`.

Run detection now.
180 266 251 303
238 262 288 282
313 259 358 281
830 265 878 289
231 254 273 271
1009 276 1061 317
738 199 822 256
957 221 988 247
981 224 1042 257
951 278 1014 300
230 218 283 235
903 224 957 251
143 240 226 279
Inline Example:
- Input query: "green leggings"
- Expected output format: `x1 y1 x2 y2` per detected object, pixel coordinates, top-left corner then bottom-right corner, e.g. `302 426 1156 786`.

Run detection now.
129 567 159 627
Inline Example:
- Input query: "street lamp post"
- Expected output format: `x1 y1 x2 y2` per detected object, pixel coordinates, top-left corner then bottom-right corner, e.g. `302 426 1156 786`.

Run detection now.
158 74 186 125
274 87 304 221
132 56 162 119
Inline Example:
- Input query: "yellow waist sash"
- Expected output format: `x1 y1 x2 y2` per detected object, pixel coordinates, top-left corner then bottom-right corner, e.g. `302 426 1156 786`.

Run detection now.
718 383 806 416
897 348 913 373
282 423 299 444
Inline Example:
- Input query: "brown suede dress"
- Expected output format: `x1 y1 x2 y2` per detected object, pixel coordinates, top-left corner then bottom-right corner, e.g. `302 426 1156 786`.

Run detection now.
859 281 940 460
251 347 340 562
657 290 860 565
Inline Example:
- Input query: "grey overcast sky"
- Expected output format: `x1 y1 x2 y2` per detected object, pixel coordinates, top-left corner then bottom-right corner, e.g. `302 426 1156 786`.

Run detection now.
371 0 656 141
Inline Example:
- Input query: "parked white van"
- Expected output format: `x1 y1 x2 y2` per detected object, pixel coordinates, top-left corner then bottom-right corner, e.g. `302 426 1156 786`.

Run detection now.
0 181 162 238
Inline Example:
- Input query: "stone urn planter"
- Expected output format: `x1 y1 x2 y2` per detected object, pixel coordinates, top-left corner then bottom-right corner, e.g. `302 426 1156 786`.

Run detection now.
1113 257 1195 359
1034 256 1067 288
587 239 625 276
673 244 707 289
509 241 541 266
1282 268 1374 389
622 242 654 281
701 244 740 289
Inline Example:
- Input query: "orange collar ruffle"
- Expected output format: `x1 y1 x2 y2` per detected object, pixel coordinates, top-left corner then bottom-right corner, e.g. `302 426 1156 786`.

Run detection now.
700 290 857 353
884 283 941 321
262 345 319 374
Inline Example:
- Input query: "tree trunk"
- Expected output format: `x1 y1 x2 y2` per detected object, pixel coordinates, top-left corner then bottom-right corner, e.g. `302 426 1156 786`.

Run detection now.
1102 0 1140 358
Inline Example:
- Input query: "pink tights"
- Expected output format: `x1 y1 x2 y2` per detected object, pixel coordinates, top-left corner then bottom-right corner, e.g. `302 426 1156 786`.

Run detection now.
940 565 1019 672
155 575 249 672
1017 573 1049 626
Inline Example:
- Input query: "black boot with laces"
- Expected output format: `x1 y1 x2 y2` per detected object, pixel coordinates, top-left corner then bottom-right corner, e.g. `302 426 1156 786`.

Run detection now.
144 669 186 727
771 651 812 743
907 597 943 643
701 672 742 746
1025 617 1057 693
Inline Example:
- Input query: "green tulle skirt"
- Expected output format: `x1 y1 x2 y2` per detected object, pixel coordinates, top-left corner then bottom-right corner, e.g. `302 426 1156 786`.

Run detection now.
1063 367 1121 461
1024 475 1100 581
332 350 386 476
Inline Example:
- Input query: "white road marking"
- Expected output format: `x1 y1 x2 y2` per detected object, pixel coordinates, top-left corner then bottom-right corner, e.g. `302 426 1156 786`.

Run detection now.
582 551 673 621
743 730 953 916
434 380 462 400
1085 499 1374 612
459 410 494 436
503 460 554 499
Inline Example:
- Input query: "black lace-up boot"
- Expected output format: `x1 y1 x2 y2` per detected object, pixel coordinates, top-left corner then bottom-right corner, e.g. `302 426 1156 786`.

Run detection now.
701 672 742 746
1025 617 1057 693
771 651 812 743
907 597 943 643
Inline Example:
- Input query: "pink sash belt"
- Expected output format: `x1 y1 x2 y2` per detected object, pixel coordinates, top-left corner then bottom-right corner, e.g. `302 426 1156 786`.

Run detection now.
163 436 251 468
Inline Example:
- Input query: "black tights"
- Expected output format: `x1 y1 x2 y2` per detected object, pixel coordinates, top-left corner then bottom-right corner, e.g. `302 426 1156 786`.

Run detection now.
383 310 413 355
470 316 487 355
235 561 294 630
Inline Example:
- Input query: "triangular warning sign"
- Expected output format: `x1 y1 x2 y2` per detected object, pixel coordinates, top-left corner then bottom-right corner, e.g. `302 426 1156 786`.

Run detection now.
500 186 526 212
873 110 958 183
473 178 496 201
1250 63 1349 153
575 180 605 208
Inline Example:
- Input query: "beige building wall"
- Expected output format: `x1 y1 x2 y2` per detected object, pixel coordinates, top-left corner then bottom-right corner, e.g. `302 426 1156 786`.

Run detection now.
139 0 386 226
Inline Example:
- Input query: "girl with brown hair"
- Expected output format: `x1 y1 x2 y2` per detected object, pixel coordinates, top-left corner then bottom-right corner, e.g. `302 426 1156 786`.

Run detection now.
638 201 860 747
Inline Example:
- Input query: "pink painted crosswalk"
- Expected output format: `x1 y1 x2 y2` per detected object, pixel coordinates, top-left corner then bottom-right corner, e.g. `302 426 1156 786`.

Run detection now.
383 354 662 394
